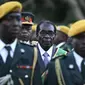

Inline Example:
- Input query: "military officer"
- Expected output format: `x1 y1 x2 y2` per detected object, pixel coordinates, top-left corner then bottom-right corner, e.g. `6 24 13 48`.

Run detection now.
44 20 85 85
0 1 42 85
55 25 72 52
54 25 69 48
18 12 35 44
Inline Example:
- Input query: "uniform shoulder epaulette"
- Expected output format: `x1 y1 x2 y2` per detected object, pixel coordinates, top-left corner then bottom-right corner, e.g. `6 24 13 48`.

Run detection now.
52 48 67 59
20 40 35 47
31 41 38 46
19 40 30 44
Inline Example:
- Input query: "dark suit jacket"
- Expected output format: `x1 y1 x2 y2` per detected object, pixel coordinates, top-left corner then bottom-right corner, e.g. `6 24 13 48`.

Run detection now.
44 51 83 85
0 41 42 85
37 45 57 75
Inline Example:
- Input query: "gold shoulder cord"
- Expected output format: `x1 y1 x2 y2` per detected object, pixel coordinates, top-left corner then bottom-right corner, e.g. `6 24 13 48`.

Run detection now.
30 47 38 85
55 58 66 85
19 78 24 85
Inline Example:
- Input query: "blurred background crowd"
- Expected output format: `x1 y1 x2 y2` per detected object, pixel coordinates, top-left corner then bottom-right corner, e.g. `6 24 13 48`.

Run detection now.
0 0 85 25
0 0 85 45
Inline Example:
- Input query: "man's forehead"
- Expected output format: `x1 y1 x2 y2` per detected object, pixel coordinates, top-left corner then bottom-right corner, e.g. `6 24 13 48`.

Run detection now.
40 23 53 26
40 23 54 29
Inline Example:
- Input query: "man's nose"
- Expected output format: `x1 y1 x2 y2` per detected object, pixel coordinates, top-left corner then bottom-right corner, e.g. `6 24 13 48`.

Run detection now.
45 34 50 38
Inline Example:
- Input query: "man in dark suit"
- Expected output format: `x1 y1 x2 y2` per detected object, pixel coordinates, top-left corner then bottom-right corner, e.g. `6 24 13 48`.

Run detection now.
44 20 85 85
36 20 57 74
0 1 42 85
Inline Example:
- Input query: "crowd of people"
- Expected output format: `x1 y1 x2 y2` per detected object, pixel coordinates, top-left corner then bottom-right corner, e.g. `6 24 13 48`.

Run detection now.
0 1 85 85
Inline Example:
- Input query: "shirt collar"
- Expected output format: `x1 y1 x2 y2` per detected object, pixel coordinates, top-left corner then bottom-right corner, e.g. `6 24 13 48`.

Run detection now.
38 43 53 57
0 39 18 52
73 51 83 71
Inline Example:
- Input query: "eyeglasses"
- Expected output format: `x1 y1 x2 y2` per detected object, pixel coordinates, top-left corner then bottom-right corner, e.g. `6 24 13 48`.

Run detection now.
40 31 55 36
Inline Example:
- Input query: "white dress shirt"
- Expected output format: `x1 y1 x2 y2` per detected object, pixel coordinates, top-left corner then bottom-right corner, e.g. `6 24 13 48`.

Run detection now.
0 39 17 63
73 51 83 71
38 43 53 62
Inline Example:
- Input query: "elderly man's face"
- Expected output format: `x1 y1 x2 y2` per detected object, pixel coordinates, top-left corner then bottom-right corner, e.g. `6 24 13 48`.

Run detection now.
0 12 22 41
37 23 56 51
72 32 85 57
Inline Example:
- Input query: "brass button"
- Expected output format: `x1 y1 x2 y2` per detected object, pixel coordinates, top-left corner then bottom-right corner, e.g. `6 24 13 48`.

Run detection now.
9 69 12 73
25 75 29 78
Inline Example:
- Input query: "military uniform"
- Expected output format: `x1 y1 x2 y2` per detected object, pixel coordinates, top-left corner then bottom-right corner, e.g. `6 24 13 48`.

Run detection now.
55 25 70 52
42 47 67 85
18 12 35 44
0 1 42 85
56 41 73 52
44 51 83 85
0 41 42 85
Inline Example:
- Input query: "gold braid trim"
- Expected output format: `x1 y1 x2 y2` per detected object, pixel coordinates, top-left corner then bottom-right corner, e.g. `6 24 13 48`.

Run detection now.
55 58 66 85
30 47 38 85
19 78 24 85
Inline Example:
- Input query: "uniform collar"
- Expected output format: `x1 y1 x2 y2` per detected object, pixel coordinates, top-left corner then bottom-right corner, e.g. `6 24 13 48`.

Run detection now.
73 51 83 71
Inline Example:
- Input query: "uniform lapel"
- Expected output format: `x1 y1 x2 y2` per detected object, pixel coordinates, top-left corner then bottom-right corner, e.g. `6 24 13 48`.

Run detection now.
11 42 25 66
37 45 45 74
0 55 4 64
51 45 57 57
65 51 83 84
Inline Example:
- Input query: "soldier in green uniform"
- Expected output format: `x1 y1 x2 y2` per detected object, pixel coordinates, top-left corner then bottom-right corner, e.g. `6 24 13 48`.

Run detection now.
53 25 72 52
54 25 69 48
0 1 42 85
44 20 85 85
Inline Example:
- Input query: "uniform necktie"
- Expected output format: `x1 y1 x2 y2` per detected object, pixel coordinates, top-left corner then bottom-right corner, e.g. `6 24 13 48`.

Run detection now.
81 59 85 83
43 52 49 67
5 46 12 64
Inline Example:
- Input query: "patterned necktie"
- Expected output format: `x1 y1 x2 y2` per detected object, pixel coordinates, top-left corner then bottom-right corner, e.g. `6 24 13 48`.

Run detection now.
43 52 49 67
5 46 12 64
81 59 85 83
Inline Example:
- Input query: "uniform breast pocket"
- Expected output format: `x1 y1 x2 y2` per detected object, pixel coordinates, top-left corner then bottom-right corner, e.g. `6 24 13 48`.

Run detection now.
12 65 32 85
12 65 32 79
